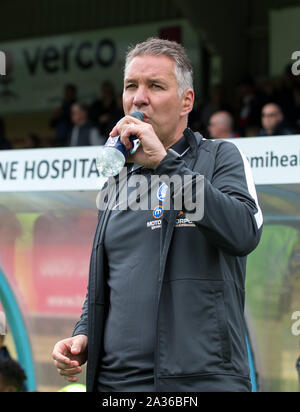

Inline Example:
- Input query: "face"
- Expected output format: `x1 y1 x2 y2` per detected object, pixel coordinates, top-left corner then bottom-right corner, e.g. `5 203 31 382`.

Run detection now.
123 55 194 145
71 105 87 126
208 115 225 139
261 105 283 131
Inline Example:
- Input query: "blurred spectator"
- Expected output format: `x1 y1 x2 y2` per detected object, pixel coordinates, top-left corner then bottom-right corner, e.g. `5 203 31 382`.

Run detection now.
200 85 231 129
0 359 26 392
3 71 300 148
236 76 262 135
24 133 41 149
259 103 294 136
208 111 238 139
0 117 11 150
89 81 123 137
50 84 77 147
69 103 105 146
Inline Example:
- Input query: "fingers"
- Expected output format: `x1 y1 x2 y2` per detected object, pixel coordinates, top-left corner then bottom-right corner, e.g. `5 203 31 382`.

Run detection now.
52 340 77 366
60 372 80 383
121 123 139 150
52 336 88 384
110 115 142 138
64 376 79 383
52 336 84 363
57 364 82 383
57 366 82 377
109 124 119 138
52 347 71 366
54 360 79 370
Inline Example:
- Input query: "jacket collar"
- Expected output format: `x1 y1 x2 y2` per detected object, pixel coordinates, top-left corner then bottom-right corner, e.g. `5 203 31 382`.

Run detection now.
181 127 202 170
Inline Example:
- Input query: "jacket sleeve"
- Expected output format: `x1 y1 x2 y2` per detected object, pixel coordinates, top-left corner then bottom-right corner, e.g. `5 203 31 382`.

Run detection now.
71 212 103 338
155 140 263 257
72 292 88 337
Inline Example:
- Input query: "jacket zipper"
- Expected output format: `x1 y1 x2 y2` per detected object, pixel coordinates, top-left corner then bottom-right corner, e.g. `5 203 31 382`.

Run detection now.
153 130 201 390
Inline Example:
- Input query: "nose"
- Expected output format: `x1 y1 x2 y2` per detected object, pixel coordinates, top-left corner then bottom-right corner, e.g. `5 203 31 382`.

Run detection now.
133 85 149 108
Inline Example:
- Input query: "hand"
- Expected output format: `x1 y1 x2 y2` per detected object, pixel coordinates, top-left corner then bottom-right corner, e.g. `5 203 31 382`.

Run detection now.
109 115 167 169
52 335 88 383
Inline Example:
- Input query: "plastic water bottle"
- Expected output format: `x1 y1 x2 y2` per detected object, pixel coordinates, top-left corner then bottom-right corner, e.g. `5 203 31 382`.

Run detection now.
96 111 144 177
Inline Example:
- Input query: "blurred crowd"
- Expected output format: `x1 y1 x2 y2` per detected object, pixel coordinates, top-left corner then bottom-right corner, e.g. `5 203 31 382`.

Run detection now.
1 64 300 150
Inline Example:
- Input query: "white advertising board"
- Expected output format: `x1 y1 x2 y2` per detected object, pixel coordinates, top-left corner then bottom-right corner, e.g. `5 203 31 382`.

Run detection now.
0 136 299 192
229 135 300 185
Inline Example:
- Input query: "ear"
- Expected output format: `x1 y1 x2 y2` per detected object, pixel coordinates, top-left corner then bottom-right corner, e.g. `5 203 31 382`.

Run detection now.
180 89 194 117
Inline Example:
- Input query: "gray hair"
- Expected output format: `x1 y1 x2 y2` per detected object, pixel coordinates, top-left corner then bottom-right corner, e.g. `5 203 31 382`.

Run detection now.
124 37 194 97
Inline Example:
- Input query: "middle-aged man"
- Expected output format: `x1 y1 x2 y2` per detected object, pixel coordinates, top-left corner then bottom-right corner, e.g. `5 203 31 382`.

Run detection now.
208 111 238 139
259 103 294 136
52 38 263 392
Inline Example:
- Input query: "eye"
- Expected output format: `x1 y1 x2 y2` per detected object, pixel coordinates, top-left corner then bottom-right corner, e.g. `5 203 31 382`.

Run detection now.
125 84 137 90
151 83 162 89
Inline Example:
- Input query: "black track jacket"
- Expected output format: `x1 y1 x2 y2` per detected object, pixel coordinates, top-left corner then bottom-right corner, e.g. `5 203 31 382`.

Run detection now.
73 128 263 392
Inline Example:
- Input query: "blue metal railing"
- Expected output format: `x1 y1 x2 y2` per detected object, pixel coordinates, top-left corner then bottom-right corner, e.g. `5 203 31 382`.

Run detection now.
246 332 258 392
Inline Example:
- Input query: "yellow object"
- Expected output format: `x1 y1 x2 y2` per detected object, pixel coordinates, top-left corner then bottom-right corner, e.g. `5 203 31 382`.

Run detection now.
58 384 86 392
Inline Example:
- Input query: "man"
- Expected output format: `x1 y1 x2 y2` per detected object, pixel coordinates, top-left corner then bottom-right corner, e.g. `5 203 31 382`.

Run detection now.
89 80 123 137
259 103 293 136
69 103 105 146
208 111 238 139
52 38 263 392
0 359 26 392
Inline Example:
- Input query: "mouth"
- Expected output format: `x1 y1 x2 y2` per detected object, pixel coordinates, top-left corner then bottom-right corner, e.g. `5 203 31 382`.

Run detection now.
130 109 151 123
142 114 151 123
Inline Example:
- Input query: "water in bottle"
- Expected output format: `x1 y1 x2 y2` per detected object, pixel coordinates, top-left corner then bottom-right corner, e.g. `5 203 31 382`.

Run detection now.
96 111 144 177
